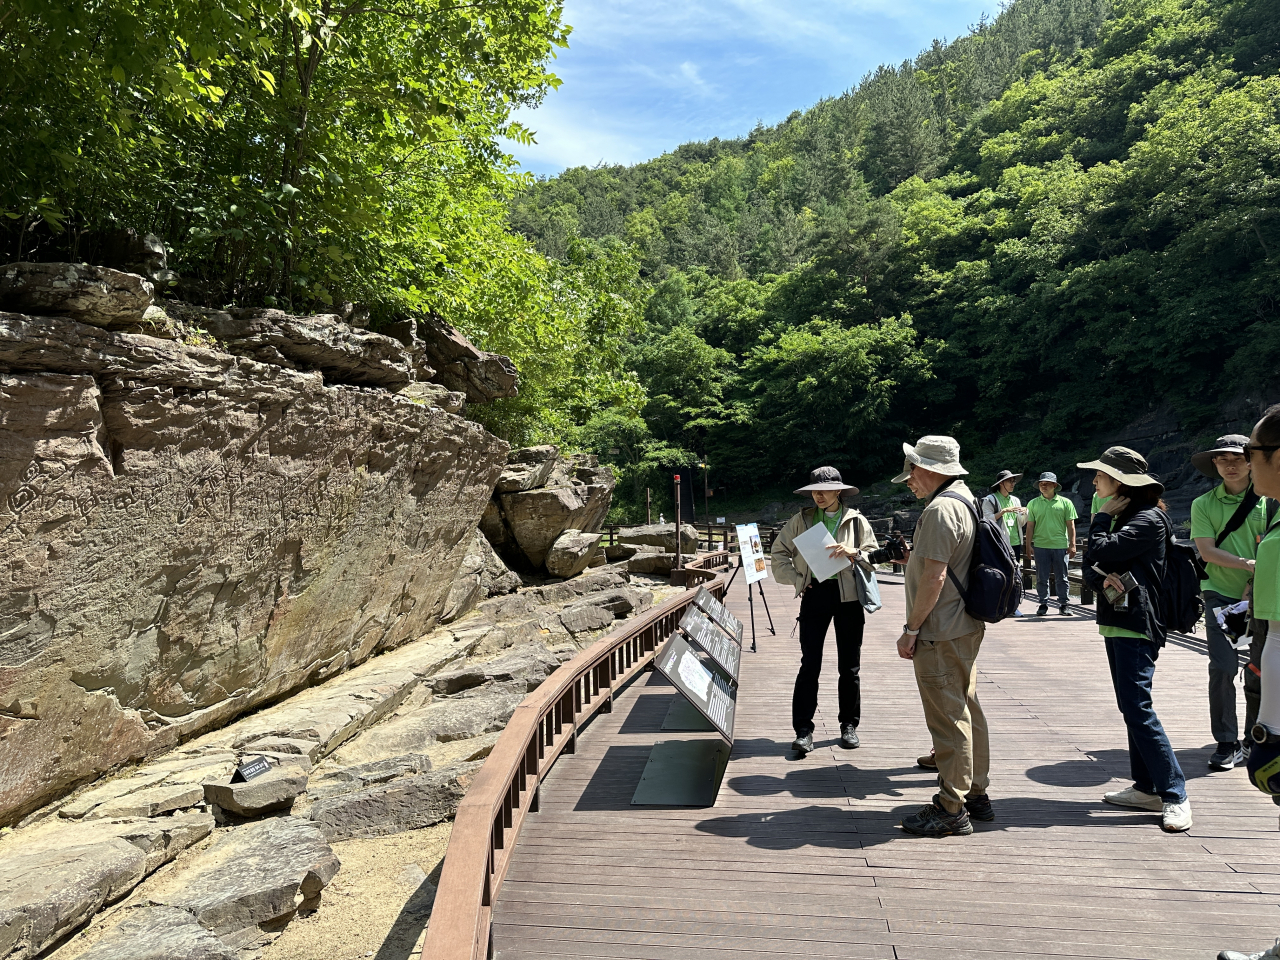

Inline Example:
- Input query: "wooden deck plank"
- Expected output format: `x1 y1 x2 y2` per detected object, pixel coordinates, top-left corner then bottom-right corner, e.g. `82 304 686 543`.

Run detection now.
488 575 1280 959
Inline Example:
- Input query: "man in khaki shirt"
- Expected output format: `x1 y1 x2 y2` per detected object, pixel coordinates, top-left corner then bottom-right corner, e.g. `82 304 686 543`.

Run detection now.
893 435 990 837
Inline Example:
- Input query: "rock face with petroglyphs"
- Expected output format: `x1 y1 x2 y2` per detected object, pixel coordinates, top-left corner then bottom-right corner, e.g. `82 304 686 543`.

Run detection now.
0 286 512 826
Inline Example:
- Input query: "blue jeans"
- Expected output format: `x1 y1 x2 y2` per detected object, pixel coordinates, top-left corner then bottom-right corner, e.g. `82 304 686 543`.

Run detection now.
1104 635 1187 803
1034 547 1069 607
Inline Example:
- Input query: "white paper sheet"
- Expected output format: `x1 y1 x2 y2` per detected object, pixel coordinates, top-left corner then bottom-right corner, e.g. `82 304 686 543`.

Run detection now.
792 521 851 583
678 650 713 701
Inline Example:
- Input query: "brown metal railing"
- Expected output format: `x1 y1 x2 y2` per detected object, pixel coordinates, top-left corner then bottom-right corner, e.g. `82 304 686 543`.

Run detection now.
422 572 728 960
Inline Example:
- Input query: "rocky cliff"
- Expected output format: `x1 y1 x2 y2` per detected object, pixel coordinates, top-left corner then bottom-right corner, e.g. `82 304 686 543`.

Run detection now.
0 264 514 826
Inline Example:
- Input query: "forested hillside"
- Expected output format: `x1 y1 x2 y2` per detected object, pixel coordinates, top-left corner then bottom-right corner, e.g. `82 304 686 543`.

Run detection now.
512 0 1280 519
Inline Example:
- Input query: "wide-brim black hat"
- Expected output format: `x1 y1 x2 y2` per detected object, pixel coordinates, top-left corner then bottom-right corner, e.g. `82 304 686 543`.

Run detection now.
1191 434 1250 478
794 465 859 496
989 470 1023 490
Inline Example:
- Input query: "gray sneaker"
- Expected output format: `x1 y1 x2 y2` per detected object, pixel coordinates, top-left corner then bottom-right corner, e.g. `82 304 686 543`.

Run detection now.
1219 938 1280 960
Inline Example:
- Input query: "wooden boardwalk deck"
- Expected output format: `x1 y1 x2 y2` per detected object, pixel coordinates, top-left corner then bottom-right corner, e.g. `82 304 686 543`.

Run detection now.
491 574 1280 960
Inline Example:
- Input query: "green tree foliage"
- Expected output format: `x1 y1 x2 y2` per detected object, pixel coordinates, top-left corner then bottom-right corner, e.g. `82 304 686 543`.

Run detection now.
515 0 1280 514
1 0 648 445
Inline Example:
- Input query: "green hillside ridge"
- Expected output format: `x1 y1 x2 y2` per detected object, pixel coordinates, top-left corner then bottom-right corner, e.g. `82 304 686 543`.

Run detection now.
512 0 1280 523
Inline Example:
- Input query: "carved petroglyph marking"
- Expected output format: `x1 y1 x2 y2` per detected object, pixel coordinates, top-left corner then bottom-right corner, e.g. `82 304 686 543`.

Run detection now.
7 485 36 516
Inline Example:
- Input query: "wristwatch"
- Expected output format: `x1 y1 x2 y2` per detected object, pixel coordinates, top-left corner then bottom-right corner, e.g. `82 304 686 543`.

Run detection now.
902 624 920 636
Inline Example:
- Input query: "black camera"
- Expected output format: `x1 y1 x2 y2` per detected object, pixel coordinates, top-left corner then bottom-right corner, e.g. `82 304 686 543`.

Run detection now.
868 534 908 566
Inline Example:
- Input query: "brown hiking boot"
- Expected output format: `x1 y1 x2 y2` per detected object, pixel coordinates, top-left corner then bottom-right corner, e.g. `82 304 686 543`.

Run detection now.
916 749 937 770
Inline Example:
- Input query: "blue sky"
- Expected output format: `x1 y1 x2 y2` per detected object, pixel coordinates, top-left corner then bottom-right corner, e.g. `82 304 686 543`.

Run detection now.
507 0 998 177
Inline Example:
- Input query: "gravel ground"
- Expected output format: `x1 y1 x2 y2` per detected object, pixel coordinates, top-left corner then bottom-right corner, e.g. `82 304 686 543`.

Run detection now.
262 823 451 960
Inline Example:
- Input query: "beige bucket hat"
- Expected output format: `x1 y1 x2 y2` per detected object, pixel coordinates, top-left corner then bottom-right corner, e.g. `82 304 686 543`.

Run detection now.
1076 445 1163 494
892 435 968 484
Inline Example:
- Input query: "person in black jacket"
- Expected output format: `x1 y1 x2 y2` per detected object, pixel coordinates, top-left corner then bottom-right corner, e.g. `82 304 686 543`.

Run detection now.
1078 445 1191 833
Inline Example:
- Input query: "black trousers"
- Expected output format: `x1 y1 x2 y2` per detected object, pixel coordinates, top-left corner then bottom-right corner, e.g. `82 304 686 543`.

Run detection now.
792 577 866 737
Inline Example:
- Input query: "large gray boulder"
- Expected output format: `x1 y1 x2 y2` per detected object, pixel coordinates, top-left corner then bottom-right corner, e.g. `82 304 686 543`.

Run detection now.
619 523 699 554
0 810 215 958
309 762 482 841
156 816 340 945
415 312 518 402
496 445 560 493
203 764 308 818
84 783 204 821
197 308 413 389
441 529 521 623
77 906 238 960
0 262 154 327
545 529 602 579
483 450 615 574
627 551 692 576
0 839 146 960
0 310 508 826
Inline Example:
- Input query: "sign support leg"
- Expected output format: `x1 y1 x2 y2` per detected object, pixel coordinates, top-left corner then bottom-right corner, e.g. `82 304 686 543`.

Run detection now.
747 583 758 653
757 583 776 636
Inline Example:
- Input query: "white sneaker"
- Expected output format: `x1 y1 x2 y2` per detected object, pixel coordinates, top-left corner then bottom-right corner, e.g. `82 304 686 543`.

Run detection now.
1162 799 1193 832
1103 785 1163 811
1219 938 1280 959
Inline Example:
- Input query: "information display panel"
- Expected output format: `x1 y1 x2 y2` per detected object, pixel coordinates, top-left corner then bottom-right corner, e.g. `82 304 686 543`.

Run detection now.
654 633 736 741
693 586 743 645
737 522 769 585
679 607 740 680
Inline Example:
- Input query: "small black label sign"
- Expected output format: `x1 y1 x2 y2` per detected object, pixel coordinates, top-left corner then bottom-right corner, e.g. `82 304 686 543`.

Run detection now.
230 756 272 783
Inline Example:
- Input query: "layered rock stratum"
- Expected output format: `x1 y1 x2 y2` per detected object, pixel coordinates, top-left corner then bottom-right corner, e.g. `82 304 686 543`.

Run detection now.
0 265 512 826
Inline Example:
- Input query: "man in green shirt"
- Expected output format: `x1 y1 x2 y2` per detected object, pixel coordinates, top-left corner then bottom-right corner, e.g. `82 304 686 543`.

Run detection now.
1190 434 1269 770
1024 472 1078 616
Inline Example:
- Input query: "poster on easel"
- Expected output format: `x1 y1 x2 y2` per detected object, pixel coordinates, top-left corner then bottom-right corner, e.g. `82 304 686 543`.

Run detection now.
736 522 768 584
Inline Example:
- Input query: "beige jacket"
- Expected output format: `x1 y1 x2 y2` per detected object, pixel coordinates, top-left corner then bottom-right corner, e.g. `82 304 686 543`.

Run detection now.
770 505 879 602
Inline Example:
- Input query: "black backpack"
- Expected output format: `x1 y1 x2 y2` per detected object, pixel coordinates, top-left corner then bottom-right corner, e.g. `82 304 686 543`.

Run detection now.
939 492 1023 623
1159 512 1205 634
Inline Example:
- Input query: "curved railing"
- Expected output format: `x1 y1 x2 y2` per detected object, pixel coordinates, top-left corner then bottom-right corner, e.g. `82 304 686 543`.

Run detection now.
423 567 729 960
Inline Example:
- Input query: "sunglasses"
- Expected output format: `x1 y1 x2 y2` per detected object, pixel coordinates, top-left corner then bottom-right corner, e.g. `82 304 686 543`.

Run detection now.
1245 443 1280 459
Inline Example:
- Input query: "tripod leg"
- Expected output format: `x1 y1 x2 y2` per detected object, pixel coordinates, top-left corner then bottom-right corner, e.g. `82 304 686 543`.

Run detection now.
725 558 741 592
748 584 758 653
758 584 777 635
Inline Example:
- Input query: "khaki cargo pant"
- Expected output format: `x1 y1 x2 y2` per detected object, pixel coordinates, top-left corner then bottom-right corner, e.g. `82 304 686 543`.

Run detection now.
913 627 990 813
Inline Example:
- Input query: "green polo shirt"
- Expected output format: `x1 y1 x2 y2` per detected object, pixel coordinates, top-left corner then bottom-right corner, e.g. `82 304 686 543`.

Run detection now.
1255 522 1280 621
1091 493 1112 515
1026 494 1078 549
1190 484 1269 599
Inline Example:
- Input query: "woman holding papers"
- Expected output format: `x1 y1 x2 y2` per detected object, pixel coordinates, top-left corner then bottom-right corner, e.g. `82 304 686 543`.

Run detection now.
771 466 879 756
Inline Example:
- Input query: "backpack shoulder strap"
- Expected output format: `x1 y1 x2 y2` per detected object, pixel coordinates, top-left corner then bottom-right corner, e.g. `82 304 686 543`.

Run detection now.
937 491 980 595
1214 485 1261 547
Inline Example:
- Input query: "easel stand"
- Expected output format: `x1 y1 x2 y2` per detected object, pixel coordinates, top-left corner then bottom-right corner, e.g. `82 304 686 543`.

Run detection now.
724 557 775 652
